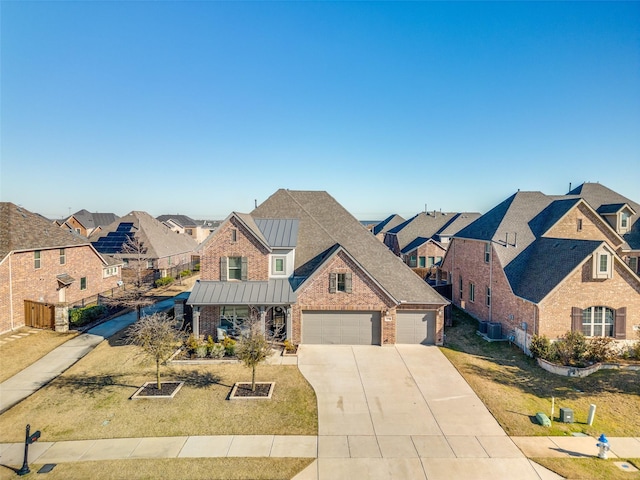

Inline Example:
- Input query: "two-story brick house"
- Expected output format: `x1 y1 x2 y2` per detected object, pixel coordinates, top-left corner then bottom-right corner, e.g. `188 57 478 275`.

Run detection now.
187 189 449 345
0 203 123 333
439 183 640 352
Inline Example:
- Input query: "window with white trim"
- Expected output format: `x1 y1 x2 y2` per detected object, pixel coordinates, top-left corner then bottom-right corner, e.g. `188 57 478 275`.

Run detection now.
582 306 614 337
486 287 491 307
419 256 426 268
484 243 491 263
34 251 41 269
592 249 613 279
272 256 286 275
228 256 242 280
60 248 66 265
629 257 638 274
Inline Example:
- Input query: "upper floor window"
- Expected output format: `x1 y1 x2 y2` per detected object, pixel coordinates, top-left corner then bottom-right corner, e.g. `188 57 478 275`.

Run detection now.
428 256 435 267
60 248 66 265
272 256 286 275
621 211 630 231
409 255 417 267
34 251 41 269
577 218 583 232
592 249 613 279
582 306 614 337
484 243 490 263
486 287 491 307
469 282 476 302
459 276 463 299
629 257 638 274
231 229 238 242
329 272 352 293
419 256 426 268
221 256 247 281
103 266 118 278
80 277 87 290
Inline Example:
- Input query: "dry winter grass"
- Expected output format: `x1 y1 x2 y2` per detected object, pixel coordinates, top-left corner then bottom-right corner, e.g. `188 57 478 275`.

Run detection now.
0 326 317 442
441 307 640 437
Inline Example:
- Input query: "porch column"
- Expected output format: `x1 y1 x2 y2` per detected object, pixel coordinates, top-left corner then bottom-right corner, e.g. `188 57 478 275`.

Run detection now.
259 306 266 335
286 306 292 340
192 306 200 338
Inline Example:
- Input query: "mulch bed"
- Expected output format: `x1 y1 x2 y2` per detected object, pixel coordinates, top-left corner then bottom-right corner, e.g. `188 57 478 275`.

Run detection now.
131 381 183 399
229 382 275 399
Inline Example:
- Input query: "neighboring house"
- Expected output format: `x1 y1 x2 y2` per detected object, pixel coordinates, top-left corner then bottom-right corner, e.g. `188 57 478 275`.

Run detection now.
187 189 449 346
438 183 640 353
92 211 199 284
0 203 123 333
371 214 405 241
383 211 480 281
58 209 119 238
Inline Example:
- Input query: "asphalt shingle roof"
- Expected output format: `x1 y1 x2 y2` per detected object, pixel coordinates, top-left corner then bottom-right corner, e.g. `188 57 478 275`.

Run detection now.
1 202 89 260
251 189 447 305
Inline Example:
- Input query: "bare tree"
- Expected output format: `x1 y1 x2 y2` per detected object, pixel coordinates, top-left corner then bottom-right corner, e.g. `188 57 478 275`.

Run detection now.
127 312 184 389
103 233 154 320
235 312 278 392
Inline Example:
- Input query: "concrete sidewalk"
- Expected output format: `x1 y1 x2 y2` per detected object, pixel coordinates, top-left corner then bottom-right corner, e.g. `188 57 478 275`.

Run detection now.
0 296 180 414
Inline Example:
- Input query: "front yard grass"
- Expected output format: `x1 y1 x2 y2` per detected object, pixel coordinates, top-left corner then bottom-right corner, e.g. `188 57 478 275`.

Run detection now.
0 328 79 383
441 307 640 437
0 326 318 442
0 458 314 480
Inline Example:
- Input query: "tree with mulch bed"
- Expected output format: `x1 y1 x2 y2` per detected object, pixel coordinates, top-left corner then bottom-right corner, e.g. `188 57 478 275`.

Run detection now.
127 312 185 391
234 314 279 395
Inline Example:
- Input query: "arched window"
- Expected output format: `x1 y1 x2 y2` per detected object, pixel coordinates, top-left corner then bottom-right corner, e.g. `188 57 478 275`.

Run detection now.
581 307 614 337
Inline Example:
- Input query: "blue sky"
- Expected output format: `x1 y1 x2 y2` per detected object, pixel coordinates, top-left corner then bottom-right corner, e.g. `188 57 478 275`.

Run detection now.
2 1 639 221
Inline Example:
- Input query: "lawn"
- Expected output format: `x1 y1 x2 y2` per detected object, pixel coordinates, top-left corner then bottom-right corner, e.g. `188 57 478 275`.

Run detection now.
0 328 79 383
0 326 318 443
441 307 640 437
0 458 314 480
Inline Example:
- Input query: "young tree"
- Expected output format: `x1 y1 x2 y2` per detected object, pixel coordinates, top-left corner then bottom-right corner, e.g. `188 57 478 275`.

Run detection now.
235 313 277 392
127 312 184 389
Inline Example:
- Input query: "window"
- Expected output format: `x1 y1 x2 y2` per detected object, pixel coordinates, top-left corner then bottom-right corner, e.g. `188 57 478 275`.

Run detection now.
272 256 286 275
329 272 352 293
469 282 475 302
60 248 66 265
582 306 614 337
147 260 154 269
168 256 172 266
34 251 41 269
103 266 118 278
436 256 443 265
459 277 463 299
80 277 87 290
409 255 417 267
577 218 583 232
592 250 613 279
418 256 426 268
621 212 629 229
599 254 608 273
486 287 491 306
484 243 491 263
428 256 435 267
231 229 237 242
186 229 193 236
220 306 249 331
629 257 638 274
228 256 242 280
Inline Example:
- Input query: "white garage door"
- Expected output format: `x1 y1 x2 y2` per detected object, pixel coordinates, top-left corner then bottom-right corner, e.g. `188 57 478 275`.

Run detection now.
302 311 381 345
396 311 436 344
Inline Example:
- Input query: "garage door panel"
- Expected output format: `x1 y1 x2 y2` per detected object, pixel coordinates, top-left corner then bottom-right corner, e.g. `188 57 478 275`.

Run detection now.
397 311 436 344
302 311 381 345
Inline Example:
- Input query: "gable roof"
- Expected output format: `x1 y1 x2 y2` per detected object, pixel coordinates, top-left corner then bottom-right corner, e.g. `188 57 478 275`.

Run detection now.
156 214 198 228
92 211 198 259
251 189 447 305
569 182 640 250
1 202 89 260
372 214 405 236
71 209 119 230
388 211 481 252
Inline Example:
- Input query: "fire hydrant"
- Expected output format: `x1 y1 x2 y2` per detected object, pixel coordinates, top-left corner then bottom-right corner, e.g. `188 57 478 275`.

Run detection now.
596 434 610 459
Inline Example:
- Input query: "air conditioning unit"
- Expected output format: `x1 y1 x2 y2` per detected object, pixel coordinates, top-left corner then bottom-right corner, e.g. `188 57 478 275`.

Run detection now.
487 322 502 340
479 321 488 334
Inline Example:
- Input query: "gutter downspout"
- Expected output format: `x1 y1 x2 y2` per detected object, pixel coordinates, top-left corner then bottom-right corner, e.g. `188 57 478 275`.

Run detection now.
9 253 14 330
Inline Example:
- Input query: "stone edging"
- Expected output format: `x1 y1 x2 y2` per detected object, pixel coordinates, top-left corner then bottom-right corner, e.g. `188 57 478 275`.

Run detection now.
537 357 640 377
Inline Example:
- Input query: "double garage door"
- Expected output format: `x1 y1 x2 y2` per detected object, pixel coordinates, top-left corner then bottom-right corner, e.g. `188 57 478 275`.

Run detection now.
301 310 436 345
302 311 381 345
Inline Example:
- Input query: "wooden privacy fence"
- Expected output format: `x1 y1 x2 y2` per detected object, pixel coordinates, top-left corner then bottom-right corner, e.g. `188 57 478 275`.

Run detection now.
24 300 55 330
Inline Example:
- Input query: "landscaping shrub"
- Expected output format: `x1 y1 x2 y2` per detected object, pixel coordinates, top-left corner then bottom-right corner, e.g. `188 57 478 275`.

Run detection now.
193 263 200 272
179 270 191 278
154 276 174 287
586 336 616 363
551 331 588 366
209 343 225 359
529 334 551 360
69 304 107 327
283 339 298 354
222 336 236 356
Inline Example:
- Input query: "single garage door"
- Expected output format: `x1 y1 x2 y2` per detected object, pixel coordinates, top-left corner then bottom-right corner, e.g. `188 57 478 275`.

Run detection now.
396 311 436 344
302 311 381 345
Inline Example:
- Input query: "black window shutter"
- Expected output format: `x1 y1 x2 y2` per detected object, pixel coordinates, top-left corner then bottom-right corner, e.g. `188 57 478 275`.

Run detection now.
345 273 353 293
329 273 337 293
571 307 582 332
615 307 627 340
220 257 228 281
241 257 248 281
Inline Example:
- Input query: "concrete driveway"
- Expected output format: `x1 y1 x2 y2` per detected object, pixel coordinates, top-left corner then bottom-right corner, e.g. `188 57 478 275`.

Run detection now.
297 345 560 480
